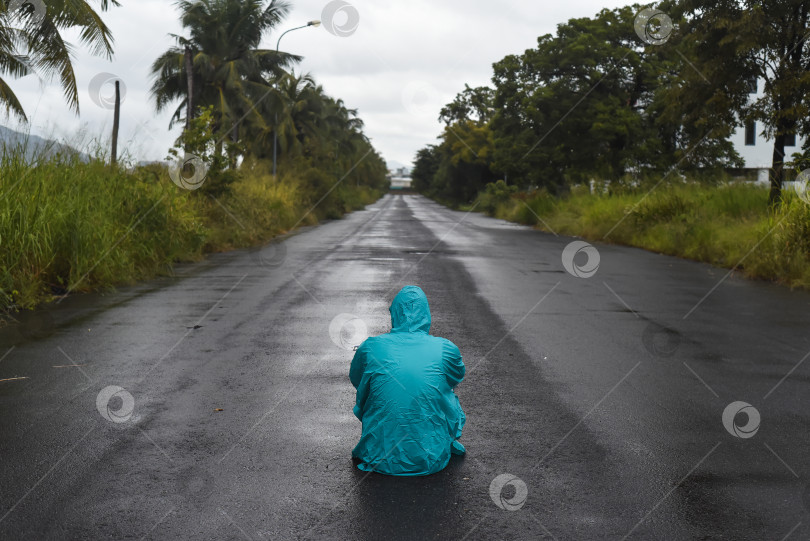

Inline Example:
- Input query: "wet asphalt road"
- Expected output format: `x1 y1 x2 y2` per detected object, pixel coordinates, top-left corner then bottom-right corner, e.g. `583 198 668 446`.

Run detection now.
1 193 809 540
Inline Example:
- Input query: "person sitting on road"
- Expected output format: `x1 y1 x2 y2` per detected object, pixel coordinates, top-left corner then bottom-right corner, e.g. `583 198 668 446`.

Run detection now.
349 285 466 476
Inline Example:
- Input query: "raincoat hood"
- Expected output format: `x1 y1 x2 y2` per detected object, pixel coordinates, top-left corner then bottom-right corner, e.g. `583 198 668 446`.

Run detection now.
390 286 431 334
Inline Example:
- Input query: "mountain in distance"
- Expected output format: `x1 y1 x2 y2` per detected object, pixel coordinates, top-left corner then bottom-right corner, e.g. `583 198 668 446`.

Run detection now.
0 124 88 161
386 159 411 174
1 126 412 173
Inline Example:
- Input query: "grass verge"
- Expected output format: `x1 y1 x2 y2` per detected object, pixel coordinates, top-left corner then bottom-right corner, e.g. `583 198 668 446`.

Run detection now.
474 180 810 290
0 149 382 315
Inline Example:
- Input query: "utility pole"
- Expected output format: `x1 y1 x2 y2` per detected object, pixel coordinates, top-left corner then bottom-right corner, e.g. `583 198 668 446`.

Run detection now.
184 45 194 150
111 81 120 165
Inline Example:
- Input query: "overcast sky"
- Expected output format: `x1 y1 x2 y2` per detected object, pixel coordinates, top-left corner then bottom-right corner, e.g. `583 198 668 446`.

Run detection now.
6 0 633 169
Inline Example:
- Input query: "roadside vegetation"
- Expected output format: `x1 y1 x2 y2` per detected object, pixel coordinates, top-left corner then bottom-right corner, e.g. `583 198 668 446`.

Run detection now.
0 0 388 316
0 142 382 312
474 180 810 289
412 1 810 289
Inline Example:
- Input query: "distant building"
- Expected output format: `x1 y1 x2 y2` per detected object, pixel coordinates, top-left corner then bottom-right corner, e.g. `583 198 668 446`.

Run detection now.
387 166 412 190
730 78 806 183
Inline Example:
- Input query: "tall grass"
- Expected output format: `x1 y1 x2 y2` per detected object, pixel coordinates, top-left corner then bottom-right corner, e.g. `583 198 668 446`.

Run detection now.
0 146 382 314
480 181 810 290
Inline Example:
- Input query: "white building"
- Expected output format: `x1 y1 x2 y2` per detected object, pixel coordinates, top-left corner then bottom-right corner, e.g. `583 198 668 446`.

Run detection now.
388 166 412 190
730 78 806 183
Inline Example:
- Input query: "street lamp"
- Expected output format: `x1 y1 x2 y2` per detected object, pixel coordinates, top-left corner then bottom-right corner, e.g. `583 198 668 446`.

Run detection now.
273 20 321 177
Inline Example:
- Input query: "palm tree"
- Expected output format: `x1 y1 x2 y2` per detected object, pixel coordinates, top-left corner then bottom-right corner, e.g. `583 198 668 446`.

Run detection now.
0 0 120 120
150 0 298 156
244 71 318 160
316 94 366 168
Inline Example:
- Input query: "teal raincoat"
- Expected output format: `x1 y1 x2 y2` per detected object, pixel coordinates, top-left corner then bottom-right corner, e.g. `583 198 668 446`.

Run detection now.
350 286 466 476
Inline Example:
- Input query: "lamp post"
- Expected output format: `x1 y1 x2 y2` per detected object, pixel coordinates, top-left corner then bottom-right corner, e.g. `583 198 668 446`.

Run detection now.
273 20 321 177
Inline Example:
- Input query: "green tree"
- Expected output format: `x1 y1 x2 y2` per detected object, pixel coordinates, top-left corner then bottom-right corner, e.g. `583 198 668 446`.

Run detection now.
672 0 810 204
438 84 494 125
492 7 663 191
255 73 372 175
411 145 440 194
437 121 496 203
0 0 120 120
244 72 318 160
411 84 498 204
489 5 743 193
150 0 297 159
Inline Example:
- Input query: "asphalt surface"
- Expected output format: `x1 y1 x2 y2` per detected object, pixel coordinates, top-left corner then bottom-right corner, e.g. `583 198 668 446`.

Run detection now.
1 193 809 540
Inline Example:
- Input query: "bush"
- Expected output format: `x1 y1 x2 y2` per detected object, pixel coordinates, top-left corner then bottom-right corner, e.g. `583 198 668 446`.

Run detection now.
477 180 517 215
467 178 810 290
